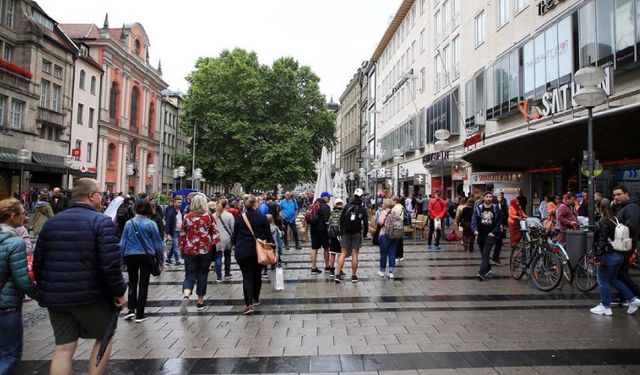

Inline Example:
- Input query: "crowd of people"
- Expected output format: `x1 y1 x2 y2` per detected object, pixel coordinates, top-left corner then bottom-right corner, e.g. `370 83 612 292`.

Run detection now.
0 177 639 374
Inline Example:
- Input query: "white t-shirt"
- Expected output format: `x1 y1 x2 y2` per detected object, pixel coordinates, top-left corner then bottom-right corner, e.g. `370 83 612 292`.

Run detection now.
175 210 183 232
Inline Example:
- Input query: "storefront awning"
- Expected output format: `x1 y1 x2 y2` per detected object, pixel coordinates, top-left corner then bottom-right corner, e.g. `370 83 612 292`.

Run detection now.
463 103 640 171
32 152 68 169
0 147 32 164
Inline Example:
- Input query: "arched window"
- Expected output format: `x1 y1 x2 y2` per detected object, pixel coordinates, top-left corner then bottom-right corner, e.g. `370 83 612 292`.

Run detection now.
107 143 116 161
134 40 141 56
130 86 139 130
79 70 86 90
148 102 155 131
90 76 96 95
109 82 119 120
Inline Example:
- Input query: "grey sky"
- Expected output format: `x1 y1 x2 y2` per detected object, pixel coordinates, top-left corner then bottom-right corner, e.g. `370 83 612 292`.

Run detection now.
38 0 402 103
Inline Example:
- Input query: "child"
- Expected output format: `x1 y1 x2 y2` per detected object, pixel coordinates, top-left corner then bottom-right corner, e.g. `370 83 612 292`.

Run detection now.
266 214 285 273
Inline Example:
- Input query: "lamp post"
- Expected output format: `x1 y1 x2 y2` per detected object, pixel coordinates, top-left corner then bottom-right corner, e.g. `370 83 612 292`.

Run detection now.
172 168 179 191
18 148 30 195
146 164 156 195
392 148 404 197
63 154 74 190
193 168 202 190
573 66 608 227
434 129 451 199
177 166 186 190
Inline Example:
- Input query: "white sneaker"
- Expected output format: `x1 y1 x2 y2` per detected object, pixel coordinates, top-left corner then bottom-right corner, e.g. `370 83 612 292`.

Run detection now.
388 272 394 280
590 304 613 316
377 271 385 277
627 298 640 315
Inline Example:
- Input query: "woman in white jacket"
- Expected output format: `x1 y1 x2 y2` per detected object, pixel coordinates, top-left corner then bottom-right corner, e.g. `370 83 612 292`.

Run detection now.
212 199 235 282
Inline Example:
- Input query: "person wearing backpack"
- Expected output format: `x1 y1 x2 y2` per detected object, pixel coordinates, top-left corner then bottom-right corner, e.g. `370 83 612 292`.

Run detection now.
308 192 332 275
335 189 369 283
326 199 344 278
393 197 408 262
472 191 502 281
612 185 640 299
377 199 402 279
590 198 640 316
427 191 447 250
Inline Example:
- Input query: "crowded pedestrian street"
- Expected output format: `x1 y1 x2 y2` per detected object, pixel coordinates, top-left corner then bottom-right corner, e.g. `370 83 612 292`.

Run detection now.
15 240 640 374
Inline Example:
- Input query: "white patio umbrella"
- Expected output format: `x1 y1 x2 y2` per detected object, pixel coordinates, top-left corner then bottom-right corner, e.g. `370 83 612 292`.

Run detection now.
313 146 333 202
332 169 348 202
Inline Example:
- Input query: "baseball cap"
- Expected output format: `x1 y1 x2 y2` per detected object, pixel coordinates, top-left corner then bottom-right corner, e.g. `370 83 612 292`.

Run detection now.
354 188 364 197
334 198 344 206
320 191 333 198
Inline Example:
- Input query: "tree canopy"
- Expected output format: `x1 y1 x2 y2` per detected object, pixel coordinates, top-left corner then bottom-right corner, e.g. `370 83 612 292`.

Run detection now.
179 48 335 192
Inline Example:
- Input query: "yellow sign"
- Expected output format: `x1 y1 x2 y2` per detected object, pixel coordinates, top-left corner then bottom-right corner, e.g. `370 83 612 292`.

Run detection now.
581 164 603 177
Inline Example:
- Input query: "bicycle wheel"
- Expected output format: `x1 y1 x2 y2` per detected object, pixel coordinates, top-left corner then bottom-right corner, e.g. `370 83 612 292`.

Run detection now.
510 245 527 280
560 254 573 284
575 254 598 292
531 252 563 291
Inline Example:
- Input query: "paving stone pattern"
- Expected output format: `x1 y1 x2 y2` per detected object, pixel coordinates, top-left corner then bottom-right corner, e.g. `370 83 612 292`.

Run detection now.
16 240 640 374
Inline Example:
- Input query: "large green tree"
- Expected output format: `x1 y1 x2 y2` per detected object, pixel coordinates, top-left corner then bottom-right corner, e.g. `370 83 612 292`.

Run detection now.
179 48 335 192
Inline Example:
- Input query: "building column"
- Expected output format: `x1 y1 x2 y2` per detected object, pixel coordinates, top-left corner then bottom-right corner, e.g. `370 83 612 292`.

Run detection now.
138 149 146 193
142 88 149 136
116 142 124 193
120 75 129 129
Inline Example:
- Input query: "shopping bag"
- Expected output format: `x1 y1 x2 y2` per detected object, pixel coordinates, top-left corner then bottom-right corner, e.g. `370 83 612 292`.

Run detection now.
272 265 285 291
434 218 442 230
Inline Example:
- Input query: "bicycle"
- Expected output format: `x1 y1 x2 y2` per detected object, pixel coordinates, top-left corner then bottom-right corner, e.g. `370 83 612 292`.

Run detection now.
510 223 564 291
574 247 599 292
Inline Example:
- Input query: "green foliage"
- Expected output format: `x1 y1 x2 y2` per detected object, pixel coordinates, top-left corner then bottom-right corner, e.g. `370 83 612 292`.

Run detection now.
181 48 335 192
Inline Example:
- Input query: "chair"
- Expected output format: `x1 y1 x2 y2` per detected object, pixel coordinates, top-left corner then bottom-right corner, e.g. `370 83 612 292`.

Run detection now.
415 215 427 239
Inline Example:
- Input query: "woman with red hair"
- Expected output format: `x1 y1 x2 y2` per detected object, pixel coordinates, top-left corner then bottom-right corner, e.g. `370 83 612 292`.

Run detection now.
508 199 527 247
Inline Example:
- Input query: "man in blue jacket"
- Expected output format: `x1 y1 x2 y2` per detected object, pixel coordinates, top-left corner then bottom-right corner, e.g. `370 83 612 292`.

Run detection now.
164 196 183 266
34 178 127 375
280 191 301 249
472 191 502 281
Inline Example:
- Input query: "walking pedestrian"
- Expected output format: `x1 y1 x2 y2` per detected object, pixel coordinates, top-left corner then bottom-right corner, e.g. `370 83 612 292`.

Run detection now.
309 192 332 275
280 192 301 250
179 194 220 314
34 178 127 375
377 199 399 279
427 191 447 250
508 199 527 248
335 189 369 283
120 200 165 323
0 198 37 374
392 197 406 262
472 191 502 281
460 198 475 252
213 199 235 282
232 194 274 315
48 187 69 215
491 192 508 266
32 195 54 237
612 186 640 298
165 196 184 266
326 198 344 278
590 198 640 316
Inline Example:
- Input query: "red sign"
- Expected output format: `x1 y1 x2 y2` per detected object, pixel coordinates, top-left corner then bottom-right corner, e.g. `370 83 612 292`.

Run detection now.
464 133 484 147
71 148 81 157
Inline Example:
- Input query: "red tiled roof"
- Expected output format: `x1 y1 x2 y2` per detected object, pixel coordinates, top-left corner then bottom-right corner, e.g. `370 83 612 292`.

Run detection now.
59 23 100 39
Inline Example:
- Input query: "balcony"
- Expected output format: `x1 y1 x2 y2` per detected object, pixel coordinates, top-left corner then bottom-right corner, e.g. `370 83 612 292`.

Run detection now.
0 69 30 93
37 107 64 127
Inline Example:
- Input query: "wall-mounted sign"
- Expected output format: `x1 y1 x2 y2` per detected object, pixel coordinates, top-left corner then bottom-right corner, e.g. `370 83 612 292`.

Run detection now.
537 0 566 16
471 172 522 184
422 150 450 164
413 174 426 185
464 132 483 147
451 169 467 181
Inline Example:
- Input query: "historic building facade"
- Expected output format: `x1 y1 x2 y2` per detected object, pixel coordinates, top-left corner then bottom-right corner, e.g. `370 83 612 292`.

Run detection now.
61 16 168 194
337 67 364 196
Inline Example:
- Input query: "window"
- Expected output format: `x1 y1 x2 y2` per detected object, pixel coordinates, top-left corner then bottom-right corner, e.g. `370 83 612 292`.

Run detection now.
596 0 615 66
40 79 50 107
10 99 23 129
411 41 415 64
420 67 426 92
42 59 52 74
434 11 441 46
0 96 5 127
107 143 115 162
77 103 84 124
443 1 450 31
90 76 96 95
87 142 93 163
5 0 14 28
3 44 13 61
130 87 139 130
420 29 426 53
109 82 118 120
52 85 61 112
89 107 94 128
420 0 425 15
515 0 527 13
443 44 450 85
475 12 485 47
79 70 85 90
53 65 62 79
616 0 634 66
75 140 82 160
498 0 509 28
452 36 460 80
32 10 54 30
434 55 441 92
452 0 460 26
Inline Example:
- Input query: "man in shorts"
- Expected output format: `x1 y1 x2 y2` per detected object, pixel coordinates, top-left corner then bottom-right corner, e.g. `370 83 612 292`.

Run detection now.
335 189 369 283
34 178 127 375
309 192 332 274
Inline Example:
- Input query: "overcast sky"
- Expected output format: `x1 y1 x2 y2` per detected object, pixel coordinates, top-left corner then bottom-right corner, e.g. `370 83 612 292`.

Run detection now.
38 0 401 103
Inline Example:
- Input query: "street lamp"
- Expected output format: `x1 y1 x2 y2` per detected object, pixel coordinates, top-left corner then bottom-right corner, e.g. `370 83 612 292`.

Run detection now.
434 129 451 199
147 164 156 194
18 148 30 195
172 168 179 191
573 66 607 227
392 148 404 197
63 154 73 190
177 166 186 190
193 168 202 190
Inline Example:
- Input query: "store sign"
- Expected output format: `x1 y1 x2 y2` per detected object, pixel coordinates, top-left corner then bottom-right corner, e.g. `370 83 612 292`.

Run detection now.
423 150 450 164
537 0 566 16
464 132 483 147
519 67 612 120
452 169 467 181
80 165 97 173
471 172 522 184
413 174 426 185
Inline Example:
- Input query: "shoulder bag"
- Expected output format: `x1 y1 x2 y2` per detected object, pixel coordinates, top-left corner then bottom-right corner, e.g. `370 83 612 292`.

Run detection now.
131 221 161 276
242 213 276 266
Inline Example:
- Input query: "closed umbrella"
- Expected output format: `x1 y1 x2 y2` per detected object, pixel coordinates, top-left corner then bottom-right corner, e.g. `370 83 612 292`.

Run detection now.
313 146 333 201
95 305 119 366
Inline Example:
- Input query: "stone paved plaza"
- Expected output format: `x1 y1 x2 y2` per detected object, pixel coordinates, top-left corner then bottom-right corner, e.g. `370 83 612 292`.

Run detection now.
15 240 640 374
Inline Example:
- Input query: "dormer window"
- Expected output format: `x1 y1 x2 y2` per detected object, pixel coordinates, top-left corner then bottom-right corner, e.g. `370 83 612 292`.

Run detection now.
32 10 54 31
134 39 141 56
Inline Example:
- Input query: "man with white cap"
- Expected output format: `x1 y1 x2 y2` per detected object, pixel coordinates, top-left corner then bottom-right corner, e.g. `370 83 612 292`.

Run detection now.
335 188 369 283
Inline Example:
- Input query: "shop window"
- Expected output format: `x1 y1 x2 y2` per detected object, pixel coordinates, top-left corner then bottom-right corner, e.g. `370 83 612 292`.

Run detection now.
615 0 635 66
596 0 615 67
578 2 597 67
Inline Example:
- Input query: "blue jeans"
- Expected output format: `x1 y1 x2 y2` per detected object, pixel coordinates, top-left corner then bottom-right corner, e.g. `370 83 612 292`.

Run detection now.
167 231 181 264
0 309 23 375
597 251 636 308
183 252 213 296
214 250 232 280
378 234 397 272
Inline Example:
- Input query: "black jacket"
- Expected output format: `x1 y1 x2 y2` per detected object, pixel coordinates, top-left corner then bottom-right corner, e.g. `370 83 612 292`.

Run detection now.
310 199 331 235
232 208 275 261
340 199 369 236
152 203 165 235
165 205 182 234
33 203 126 308
615 199 640 248
48 196 68 215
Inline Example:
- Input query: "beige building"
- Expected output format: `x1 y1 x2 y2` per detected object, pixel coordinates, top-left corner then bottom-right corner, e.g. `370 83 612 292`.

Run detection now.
366 0 640 209
159 90 181 193
337 67 364 196
0 0 77 198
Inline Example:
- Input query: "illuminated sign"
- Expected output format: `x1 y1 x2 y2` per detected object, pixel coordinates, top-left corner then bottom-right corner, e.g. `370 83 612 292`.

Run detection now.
537 0 566 16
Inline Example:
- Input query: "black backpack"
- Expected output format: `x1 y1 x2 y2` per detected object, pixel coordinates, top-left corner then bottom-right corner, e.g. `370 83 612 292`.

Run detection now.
327 209 342 238
342 204 363 234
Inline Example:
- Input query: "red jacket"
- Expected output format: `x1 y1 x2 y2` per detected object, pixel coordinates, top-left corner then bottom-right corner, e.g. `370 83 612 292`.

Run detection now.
428 198 447 219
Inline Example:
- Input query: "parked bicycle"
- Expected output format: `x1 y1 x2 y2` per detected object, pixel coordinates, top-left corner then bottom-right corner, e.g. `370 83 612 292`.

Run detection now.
510 222 564 291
